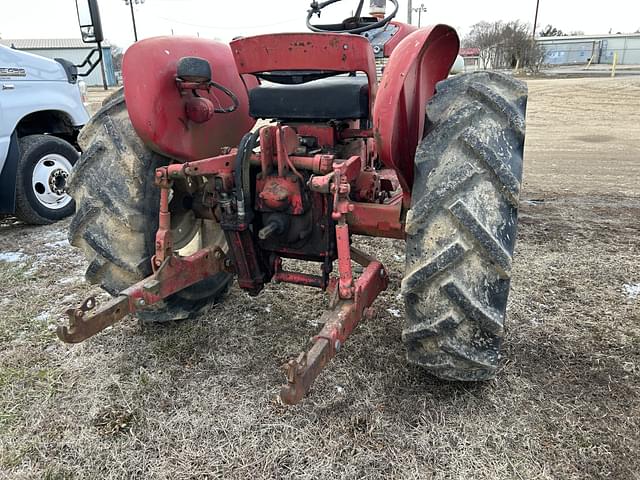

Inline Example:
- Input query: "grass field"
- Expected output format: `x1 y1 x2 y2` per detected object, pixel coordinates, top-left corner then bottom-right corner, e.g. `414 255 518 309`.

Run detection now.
1 76 639 479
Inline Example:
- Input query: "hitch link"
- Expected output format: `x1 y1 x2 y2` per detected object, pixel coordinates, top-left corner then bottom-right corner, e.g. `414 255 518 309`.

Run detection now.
280 249 388 405
57 295 130 344
57 247 228 344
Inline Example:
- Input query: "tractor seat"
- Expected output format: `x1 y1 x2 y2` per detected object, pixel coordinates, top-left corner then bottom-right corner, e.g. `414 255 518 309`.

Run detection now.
248 75 369 121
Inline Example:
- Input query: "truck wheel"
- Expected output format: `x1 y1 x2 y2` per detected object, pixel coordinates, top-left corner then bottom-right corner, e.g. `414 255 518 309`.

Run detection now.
14 134 78 224
402 71 527 381
68 90 231 322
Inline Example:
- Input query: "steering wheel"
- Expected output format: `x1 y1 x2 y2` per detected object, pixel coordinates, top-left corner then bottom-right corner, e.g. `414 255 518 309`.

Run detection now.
307 0 399 34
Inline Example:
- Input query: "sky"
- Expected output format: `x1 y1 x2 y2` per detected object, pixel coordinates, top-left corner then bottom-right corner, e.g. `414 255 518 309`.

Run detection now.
1 0 639 49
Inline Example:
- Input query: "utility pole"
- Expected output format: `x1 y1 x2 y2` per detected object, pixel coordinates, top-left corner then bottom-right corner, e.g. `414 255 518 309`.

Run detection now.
532 0 540 38
407 0 412 25
98 41 108 90
412 3 427 27
124 0 145 42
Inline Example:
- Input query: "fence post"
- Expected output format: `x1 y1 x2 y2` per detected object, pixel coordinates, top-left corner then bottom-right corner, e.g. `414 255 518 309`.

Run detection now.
611 52 618 77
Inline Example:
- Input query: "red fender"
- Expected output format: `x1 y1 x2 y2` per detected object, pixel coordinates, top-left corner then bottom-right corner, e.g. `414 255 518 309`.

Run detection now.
373 25 459 192
123 36 256 162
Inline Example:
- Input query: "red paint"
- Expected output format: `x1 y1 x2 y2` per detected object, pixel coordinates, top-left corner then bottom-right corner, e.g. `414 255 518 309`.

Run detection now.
347 197 404 239
335 222 354 298
296 124 336 148
131 248 227 307
230 33 378 115
334 155 362 183
280 259 388 404
153 169 173 267
383 21 419 57
259 127 274 177
63 23 466 405
222 228 268 295
338 128 373 139
256 175 305 214
273 257 325 289
354 170 379 201
373 25 459 190
184 96 215 123
57 243 229 344
123 37 256 161
275 126 301 179
178 153 236 176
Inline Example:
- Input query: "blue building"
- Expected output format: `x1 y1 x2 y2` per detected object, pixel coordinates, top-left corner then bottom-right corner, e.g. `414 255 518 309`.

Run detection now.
537 33 640 66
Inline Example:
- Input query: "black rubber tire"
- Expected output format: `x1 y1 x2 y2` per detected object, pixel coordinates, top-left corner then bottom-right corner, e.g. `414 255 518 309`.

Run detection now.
401 71 527 381
15 134 78 224
68 89 231 322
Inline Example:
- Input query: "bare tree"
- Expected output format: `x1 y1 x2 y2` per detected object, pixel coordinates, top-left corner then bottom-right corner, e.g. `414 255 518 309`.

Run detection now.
464 20 546 73
110 44 124 72
539 25 565 37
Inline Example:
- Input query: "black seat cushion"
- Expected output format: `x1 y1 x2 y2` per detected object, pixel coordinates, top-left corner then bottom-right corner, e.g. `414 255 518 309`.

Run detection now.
248 76 369 120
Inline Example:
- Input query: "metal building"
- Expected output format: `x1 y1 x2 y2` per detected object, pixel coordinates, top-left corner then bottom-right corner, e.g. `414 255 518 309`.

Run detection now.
0 38 116 86
537 33 640 66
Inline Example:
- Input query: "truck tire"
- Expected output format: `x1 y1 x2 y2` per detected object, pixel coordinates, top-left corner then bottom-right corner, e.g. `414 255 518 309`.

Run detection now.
15 134 78 224
402 71 527 381
68 90 231 322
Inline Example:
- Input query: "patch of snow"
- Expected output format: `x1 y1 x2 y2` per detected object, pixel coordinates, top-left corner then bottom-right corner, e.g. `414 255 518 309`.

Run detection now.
335 385 344 394
624 283 640 299
0 251 27 263
25 265 39 275
44 239 70 249
32 252 56 264
387 308 401 318
265 304 271 313
41 229 67 242
34 312 51 322
59 275 84 285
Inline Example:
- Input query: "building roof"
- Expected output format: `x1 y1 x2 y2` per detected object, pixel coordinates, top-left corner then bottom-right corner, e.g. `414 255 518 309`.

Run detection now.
459 47 480 57
536 33 640 42
0 38 110 49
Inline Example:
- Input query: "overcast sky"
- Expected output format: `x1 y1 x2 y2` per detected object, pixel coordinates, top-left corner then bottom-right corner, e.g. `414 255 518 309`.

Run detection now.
1 0 639 49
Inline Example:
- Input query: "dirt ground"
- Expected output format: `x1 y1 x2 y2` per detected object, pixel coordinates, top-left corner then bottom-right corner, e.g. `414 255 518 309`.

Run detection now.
1 76 639 479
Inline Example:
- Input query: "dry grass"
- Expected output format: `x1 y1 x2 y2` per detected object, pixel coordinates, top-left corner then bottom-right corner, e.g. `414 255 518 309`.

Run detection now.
1 78 639 479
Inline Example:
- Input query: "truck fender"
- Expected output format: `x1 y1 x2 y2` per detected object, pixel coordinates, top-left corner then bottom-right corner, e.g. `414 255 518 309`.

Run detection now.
0 131 20 214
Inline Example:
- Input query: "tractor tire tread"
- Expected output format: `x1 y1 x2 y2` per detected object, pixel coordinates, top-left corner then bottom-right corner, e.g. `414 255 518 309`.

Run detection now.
402 71 527 381
68 88 230 322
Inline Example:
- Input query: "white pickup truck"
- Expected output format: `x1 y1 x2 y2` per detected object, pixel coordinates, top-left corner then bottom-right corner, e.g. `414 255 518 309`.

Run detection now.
0 44 90 224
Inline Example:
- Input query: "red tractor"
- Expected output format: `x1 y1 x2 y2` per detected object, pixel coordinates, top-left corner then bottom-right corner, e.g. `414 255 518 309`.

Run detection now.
60 0 527 404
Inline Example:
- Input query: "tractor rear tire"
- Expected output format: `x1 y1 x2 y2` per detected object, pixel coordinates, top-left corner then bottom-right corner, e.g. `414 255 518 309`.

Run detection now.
402 71 527 381
68 89 231 322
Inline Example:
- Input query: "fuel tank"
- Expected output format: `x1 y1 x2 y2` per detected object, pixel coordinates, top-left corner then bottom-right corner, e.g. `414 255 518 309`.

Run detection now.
123 36 256 162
